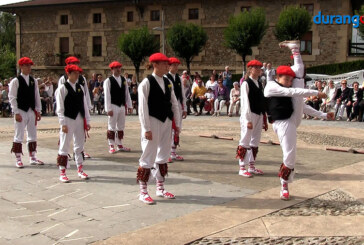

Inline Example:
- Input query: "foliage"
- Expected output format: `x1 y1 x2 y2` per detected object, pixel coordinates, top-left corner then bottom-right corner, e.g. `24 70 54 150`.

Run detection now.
224 8 268 72
118 26 159 82
0 45 16 79
306 60 364 75
274 5 312 41
166 23 207 73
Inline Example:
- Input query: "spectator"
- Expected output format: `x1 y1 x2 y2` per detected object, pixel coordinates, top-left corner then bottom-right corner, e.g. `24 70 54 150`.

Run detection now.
39 85 50 116
222 66 233 92
181 70 192 86
45 79 54 114
95 74 103 88
229 82 240 117
262 62 267 72
191 77 207 116
212 69 218 80
265 62 276 82
1 83 11 117
213 76 230 116
310 80 324 119
347 81 362 121
334 79 351 120
205 74 218 91
130 85 138 115
92 87 101 115
203 87 215 115
260 67 267 88
130 74 138 88
320 80 337 114
191 73 202 91
182 78 192 115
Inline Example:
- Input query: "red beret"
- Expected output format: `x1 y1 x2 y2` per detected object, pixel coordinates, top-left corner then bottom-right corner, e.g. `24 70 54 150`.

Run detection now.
247 60 263 67
65 64 83 74
276 66 296 78
18 57 34 66
109 61 122 69
169 57 181 65
65 56 80 65
149 53 169 63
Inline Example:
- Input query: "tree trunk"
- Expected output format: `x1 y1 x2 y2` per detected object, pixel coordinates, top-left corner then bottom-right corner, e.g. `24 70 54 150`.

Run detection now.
242 55 246 78
135 63 140 83
186 59 191 75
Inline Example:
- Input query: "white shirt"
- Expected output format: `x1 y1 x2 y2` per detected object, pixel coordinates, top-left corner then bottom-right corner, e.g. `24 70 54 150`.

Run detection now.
323 86 337 103
56 80 91 126
205 80 218 91
58 75 92 110
204 91 215 100
103 75 132 112
265 54 327 126
165 72 187 112
138 73 181 133
265 69 276 82
240 76 260 123
9 73 42 114
45 84 53 97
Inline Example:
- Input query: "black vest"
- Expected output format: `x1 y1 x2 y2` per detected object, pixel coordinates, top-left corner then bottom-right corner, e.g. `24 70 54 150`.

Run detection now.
147 75 173 122
266 81 294 122
17 75 36 112
64 82 85 120
109 76 126 107
246 78 265 115
166 73 183 106
63 74 85 87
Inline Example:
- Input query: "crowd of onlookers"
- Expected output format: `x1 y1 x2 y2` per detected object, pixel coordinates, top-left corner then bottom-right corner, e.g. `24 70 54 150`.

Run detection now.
0 62 363 122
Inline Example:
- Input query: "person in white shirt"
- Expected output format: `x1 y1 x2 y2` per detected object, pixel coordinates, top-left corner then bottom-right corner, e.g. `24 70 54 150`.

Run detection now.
237 59 268 178
205 74 218 91
137 53 181 205
103 61 133 154
56 64 91 183
57 56 93 159
265 62 276 82
264 40 334 200
44 79 54 114
320 80 337 114
165 57 187 162
9 57 43 168
204 87 215 114
229 82 240 117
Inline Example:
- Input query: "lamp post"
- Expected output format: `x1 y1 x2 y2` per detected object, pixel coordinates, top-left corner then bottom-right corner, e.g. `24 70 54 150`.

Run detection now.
153 9 165 54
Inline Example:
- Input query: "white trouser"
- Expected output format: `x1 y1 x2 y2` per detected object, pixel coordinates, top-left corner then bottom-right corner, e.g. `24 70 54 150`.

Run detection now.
171 103 183 149
58 113 85 167
229 101 240 114
334 103 346 118
239 113 263 166
214 99 227 113
139 116 172 168
273 118 297 183
107 104 126 146
14 109 37 144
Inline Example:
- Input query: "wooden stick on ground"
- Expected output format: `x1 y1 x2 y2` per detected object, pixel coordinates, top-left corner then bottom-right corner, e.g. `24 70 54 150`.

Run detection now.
199 135 234 140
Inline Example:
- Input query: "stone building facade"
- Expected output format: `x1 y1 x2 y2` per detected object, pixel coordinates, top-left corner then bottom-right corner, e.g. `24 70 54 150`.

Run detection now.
0 0 362 79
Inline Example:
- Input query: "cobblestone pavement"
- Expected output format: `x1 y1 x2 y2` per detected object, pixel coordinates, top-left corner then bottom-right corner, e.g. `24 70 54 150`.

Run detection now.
267 189 364 217
188 236 364 245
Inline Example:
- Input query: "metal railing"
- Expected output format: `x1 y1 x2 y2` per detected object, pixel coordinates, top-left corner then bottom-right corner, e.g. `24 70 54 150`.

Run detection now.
348 41 364 56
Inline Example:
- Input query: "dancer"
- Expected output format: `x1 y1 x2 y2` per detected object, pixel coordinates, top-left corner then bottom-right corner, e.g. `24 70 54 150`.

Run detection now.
56 64 91 182
136 53 181 204
264 40 334 200
9 57 44 168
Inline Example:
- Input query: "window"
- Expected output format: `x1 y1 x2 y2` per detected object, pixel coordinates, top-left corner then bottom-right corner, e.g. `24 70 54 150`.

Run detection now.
60 37 69 65
301 4 314 15
127 11 133 22
92 36 102 57
93 13 102 23
150 10 160 21
241 6 251 12
300 31 312 55
60 15 68 25
188 8 199 20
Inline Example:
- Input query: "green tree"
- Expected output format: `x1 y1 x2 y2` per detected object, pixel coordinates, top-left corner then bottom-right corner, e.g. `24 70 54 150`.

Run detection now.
0 12 16 78
166 23 207 74
0 45 16 79
224 8 268 73
274 6 312 41
118 26 159 82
